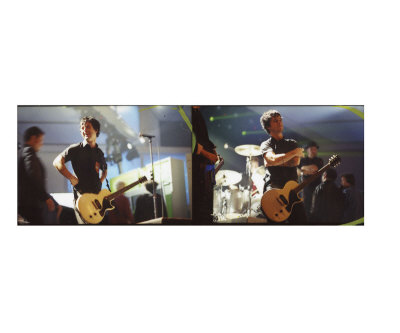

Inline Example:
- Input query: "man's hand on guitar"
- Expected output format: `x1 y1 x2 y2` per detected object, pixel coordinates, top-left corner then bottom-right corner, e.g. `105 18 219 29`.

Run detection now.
69 175 79 186
197 143 218 164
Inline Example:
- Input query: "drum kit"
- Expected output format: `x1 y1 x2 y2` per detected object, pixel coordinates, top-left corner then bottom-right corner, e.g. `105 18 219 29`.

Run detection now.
213 144 265 221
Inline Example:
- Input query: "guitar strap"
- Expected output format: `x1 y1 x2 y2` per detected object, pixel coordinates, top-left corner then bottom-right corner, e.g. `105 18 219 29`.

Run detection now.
105 177 111 192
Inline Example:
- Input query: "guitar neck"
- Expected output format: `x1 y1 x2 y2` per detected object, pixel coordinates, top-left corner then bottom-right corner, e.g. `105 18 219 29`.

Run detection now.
294 163 331 194
215 158 224 174
106 177 146 201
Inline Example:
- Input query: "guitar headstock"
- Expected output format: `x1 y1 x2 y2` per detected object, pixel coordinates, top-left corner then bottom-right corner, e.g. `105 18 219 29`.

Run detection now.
328 155 341 168
139 176 148 184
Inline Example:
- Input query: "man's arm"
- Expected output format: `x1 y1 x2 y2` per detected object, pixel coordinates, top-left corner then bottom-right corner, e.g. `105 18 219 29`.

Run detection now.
282 156 301 167
196 143 218 164
53 154 79 186
263 148 303 167
100 168 107 183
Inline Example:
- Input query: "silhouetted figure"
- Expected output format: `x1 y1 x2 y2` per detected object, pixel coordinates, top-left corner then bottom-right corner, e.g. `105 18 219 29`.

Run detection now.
108 181 134 225
299 141 324 218
134 182 167 223
192 106 219 224
341 173 364 223
18 126 55 225
310 168 344 225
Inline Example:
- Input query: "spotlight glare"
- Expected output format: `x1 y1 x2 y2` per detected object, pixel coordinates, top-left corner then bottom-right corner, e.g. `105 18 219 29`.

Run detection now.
224 143 229 149
139 137 146 144
127 143 133 149
210 116 214 122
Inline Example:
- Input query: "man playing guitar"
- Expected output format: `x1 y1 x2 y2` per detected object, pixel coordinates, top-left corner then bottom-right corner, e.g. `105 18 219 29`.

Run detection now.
259 110 308 225
53 116 108 224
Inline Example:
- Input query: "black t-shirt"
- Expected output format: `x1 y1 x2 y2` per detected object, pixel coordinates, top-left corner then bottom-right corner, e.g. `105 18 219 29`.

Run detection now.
299 156 324 188
61 141 107 194
260 137 298 190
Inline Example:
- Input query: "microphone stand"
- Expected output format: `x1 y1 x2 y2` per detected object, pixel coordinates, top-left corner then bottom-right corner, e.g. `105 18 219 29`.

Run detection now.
147 136 158 219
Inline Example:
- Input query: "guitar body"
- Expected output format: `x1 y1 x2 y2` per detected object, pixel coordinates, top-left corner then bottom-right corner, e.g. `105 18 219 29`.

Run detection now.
260 180 302 222
76 189 115 224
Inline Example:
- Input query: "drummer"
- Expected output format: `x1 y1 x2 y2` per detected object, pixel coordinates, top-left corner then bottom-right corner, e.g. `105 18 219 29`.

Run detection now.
259 110 308 225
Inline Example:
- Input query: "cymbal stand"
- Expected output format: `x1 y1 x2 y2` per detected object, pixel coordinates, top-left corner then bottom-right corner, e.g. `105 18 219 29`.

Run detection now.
246 155 253 217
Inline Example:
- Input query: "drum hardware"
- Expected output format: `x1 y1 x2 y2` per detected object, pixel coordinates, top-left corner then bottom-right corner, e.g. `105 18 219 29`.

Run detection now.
213 144 265 222
234 144 262 217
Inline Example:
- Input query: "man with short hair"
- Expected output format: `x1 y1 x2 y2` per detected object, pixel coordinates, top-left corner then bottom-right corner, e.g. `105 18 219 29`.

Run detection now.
310 168 344 225
18 126 55 225
53 116 108 224
298 141 324 218
259 110 307 225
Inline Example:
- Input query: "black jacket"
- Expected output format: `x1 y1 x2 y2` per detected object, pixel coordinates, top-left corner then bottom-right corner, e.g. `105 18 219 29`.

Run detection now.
18 145 50 208
310 180 344 225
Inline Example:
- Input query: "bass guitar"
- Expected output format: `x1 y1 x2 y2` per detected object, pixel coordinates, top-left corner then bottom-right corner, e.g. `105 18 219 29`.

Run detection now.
75 176 147 224
261 155 341 222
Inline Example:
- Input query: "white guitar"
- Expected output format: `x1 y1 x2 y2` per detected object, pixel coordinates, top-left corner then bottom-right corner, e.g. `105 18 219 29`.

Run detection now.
75 176 147 224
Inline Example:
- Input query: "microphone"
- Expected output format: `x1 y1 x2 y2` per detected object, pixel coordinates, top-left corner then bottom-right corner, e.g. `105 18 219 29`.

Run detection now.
139 133 155 138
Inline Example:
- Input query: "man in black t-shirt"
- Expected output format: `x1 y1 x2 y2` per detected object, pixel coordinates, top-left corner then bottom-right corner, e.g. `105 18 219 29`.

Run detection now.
298 141 324 218
259 110 308 225
53 116 108 224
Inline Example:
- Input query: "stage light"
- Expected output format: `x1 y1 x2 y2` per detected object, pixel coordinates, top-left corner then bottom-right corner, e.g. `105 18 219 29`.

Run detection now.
224 143 229 149
139 137 146 144
127 143 133 149
210 116 214 122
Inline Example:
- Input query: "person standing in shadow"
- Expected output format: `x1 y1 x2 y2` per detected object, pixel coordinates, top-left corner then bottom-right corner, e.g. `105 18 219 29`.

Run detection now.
134 181 167 223
340 173 364 223
108 181 134 225
18 126 55 225
310 168 345 225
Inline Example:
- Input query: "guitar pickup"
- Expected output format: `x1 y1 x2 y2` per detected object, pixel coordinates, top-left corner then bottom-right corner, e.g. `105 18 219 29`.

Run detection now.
92 199 102 210
279 195 288 205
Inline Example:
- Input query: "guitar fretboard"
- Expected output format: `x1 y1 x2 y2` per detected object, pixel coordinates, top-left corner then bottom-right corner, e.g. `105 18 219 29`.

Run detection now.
106 176 147 201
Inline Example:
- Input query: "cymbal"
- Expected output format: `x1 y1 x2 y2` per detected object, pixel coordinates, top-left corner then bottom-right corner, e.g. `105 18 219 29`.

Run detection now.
215 170 242 186
234 144 262 156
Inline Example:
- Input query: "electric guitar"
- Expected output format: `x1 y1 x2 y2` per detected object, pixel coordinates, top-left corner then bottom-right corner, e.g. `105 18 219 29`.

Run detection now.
261 155 341 222
75 176 147 224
